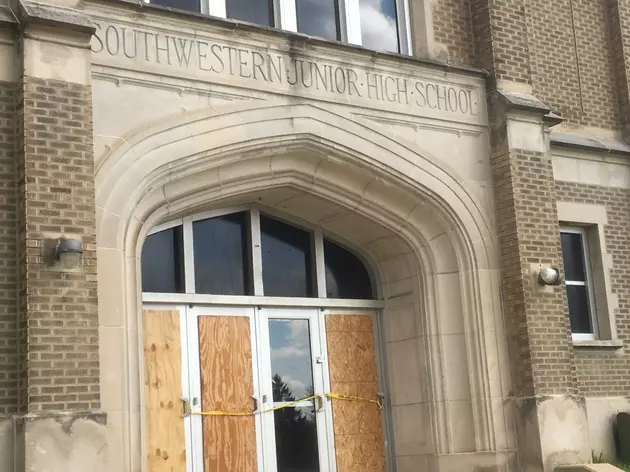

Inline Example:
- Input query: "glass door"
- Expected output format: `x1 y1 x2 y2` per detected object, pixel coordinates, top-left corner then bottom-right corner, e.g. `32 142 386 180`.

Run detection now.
186 306 332 472
258 308 331 472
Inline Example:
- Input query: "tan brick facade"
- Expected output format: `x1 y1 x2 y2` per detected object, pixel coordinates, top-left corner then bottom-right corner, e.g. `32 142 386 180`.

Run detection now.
0 82 17 415
0 0 629 470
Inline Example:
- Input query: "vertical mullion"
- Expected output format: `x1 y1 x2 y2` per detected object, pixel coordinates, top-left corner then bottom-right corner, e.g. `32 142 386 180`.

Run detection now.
314 229 327 299
397 0 412 54
343 0 362 45
251 208 265 296
183 217 196 294
209 0 227 18
278 0 298 32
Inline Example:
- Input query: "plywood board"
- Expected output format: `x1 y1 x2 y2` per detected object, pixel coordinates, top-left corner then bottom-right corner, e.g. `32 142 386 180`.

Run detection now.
143 309 186 472
326 314 386 472
198 316 257 472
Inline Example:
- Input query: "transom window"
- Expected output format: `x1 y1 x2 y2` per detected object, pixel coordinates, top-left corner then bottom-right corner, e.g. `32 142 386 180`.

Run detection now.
141 206 376 300
560 226 598 340
149 0 409 54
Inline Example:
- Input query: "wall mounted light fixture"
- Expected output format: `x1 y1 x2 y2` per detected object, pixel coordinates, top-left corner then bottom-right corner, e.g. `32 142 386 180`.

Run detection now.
54 238 84 269
538 267 562 286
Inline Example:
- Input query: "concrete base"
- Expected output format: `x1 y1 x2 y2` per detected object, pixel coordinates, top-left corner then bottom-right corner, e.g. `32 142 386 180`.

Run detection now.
13 410 108 472
0 416 13 472
556 465 627 472
585 396 630 461
515 394 590 472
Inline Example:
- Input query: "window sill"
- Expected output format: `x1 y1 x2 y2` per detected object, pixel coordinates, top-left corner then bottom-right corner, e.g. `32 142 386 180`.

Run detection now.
573 339 624 350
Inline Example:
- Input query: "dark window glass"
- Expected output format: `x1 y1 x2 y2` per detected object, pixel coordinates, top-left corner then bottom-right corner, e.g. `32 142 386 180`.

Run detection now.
261 215 314 297
324 239 374 299
296 0 340 41
269 319 314 402
193 212 252 295
359 0 399 52
152 0 200 13
141 226 185 293
561 232 586 282
227 0 273 26
273 406 320 472
566 285 592 333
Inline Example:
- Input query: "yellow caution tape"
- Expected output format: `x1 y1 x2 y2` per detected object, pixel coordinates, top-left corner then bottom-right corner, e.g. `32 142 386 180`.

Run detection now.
185 392 382 418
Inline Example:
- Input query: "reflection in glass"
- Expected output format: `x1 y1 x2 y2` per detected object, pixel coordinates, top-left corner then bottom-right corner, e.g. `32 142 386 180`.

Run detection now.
151 0 200 13
274 406 320 472
270 319 314 401
359 0 399 52
261 215 314 297
296 0 340 41
566 285 592 333
324 239 374 299
141 226 185 293
227 0 273 26
561 232 586 282
193 212 252 295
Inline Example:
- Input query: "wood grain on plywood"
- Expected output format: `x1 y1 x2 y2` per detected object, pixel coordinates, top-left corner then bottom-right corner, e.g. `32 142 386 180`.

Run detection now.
326 314 385 472
143 309 186 472
198 316 257 472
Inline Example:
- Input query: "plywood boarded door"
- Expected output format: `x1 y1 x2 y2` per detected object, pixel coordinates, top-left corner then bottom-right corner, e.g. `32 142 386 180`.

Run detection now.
325 314 386 472
144 309 187 472
198 315 257 472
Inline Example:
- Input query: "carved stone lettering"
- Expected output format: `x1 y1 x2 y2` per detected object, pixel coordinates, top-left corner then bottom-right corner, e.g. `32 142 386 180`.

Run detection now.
92 22 479 117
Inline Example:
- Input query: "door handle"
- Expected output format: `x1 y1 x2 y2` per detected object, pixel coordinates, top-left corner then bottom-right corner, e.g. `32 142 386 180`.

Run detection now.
181 397 191 418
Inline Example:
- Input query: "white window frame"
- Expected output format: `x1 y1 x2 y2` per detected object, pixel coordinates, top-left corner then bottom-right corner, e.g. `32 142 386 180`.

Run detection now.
560 226 598 341
143 204 382 308
143 0 412 55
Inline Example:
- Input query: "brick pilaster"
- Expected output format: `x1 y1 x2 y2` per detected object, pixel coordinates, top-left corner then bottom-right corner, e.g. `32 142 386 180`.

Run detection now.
470 0 532 90
608 0 630 142
489 93 588 471
15 75 99 412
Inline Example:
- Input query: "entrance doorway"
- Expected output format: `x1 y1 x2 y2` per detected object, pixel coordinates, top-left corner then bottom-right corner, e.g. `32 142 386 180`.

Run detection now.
141 206 390 472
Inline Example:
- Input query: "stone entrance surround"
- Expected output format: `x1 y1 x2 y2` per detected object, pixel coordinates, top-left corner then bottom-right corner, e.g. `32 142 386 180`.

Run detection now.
0 0 593 470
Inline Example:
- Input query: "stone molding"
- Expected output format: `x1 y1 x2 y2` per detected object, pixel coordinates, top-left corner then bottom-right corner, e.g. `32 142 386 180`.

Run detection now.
94 99 510 468
14 0 95 34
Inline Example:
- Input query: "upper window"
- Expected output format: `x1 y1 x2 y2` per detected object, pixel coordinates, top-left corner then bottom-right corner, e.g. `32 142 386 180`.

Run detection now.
560 227 597 340
144 0 407 54
141 207 375 300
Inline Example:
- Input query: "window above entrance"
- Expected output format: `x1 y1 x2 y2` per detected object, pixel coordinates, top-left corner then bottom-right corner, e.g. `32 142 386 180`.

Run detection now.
141 207 376 300
148 0 409 54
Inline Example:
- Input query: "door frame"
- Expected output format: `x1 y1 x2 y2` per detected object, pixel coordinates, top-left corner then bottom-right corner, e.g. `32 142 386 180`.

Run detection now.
141 302 392 472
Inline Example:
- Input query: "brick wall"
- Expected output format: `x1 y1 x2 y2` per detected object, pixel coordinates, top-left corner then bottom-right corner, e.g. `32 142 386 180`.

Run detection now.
0 82 17 415
492 140 578 396
449 0 621 129
555 181 630 397
432 0 474 66
527 0 619 130
16 76 99 412
608 0 630 140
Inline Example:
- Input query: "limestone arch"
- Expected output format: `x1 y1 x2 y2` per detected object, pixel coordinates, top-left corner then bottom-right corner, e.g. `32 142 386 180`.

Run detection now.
95 101 509 470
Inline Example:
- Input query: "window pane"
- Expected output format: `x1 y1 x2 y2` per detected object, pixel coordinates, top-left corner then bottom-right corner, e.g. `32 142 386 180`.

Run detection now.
151 0 200 13
561 232 586 282
270 319 314 402
274 406 320 472
261 215 314 297
296 0 340 41
193 212 252 295
227 0 273 26
566 285 593 334
359 0 399 52
141 226 185 293
324 239 374 299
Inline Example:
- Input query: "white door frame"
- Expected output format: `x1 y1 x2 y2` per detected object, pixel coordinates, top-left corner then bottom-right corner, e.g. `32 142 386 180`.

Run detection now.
143 302 387 472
